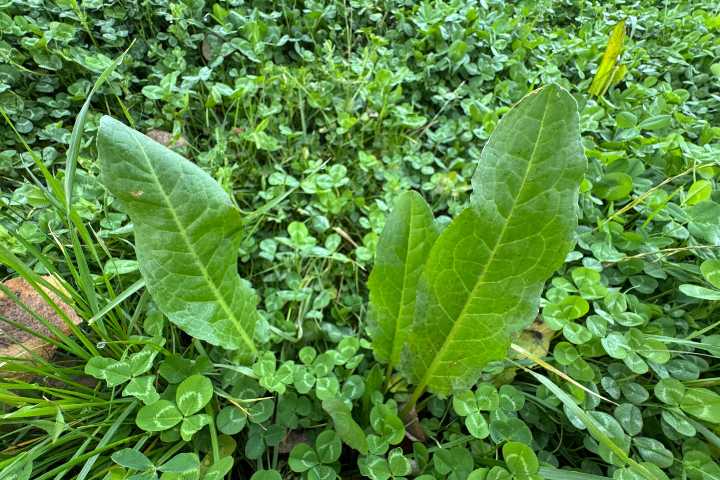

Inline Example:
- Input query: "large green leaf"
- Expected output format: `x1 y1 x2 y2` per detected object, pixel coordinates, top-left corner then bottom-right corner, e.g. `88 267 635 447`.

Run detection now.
368 191 438 368
97 116 258 353
403 85 586 396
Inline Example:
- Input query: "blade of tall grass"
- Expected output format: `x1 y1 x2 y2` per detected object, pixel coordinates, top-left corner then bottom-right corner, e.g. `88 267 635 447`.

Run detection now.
74 400 138 480
64 43 132 215
87 278 144 326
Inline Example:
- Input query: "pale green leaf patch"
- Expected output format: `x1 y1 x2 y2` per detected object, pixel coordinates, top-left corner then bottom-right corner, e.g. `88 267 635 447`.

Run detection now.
157 453 199 473
680 284 720 301
700 259 720 289
322 399 368 455
680 388 720 423
84 357 132 387
203 457 235 480
111 448 153 471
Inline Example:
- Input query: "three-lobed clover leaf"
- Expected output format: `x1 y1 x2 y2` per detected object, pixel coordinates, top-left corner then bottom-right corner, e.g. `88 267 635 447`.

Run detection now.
369 402 404 446
288 430 341 479
135 374 214 440
358 448 412 480
452 383 499 439
109 449 223 480
85 343 163 404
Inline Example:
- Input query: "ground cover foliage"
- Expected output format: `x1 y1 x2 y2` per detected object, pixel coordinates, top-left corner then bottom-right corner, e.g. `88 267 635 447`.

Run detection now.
1 0 720 479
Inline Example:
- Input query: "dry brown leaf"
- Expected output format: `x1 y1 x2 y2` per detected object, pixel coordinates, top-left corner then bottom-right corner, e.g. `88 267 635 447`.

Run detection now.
146 129 188 149
0 276 82 364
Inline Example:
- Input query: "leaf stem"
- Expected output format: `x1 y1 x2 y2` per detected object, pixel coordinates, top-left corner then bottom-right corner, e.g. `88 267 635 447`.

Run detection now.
400 384 425 419
205 403 221 463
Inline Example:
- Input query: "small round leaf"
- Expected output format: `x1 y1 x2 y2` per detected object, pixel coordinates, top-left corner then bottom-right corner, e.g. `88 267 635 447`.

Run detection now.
288 443 319 472
315 430 342 464
176 374 214 416
136 400 182 432
111 448 153 471
216 406 247 435
503 442 539 478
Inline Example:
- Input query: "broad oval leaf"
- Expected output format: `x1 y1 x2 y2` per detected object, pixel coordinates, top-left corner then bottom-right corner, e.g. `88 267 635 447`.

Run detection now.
403 84 586 396
180 413 211 441
97 116 258 353
249 470 282 480
368 190 438 368
288 443 319 473
680 387 720 423
315 430 342 464
216 405 247 435
123 375 160 405
701 259 720 289
84 356 131 387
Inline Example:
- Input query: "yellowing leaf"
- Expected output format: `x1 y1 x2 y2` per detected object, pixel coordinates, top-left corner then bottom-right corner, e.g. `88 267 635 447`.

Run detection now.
589 20 626 97
686 179 712 206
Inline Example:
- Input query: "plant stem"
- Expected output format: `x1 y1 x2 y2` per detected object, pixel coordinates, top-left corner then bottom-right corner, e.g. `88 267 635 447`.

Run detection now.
400 384 425 419
206 403 221 463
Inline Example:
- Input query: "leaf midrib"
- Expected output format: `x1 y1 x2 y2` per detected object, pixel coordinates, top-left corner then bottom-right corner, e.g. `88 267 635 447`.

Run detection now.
415 90 551 393
130 134 256 353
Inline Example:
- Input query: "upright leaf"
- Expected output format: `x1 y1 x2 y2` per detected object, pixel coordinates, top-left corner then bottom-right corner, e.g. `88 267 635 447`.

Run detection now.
368 191 438 367
97 117 258 353
588 20 626 97
321 399 369 455
403 85 586 397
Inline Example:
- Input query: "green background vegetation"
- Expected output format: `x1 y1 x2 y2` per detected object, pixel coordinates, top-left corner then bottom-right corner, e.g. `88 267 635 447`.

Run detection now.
1 0 720 479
